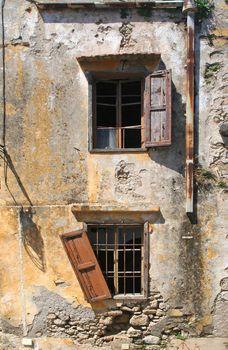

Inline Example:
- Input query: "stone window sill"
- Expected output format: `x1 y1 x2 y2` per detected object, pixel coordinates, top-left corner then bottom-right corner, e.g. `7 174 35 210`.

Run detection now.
90 148 148 154
113 294 147 300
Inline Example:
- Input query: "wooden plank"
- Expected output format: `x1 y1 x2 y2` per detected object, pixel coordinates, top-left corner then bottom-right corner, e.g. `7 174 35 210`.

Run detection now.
145 70 172 147
78 261 96 271
60 229 111 302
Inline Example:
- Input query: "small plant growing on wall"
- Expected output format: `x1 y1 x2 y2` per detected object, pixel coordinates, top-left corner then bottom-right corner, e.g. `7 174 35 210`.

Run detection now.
137 5 152 18
204 62 221 83
120 8 130 19
217 180 228 189
194 164 228 191
195 0 214 21
194 165 216 190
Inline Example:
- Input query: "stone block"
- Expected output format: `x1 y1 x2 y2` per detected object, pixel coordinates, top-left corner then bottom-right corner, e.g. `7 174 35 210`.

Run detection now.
122 344 130 350
108 310 123 317
129 314 149 327
143 335 160 345
150 300 158 308
127 327 142 337
167 309 183 317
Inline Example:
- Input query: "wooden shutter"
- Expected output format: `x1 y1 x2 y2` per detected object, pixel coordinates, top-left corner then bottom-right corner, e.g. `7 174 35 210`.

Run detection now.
144 70 172 147
60 229 111 302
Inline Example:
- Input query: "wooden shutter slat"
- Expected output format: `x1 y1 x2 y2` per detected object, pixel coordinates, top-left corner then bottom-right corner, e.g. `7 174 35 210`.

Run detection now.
60 229 111 302
145 70 172 147
78 261 96 271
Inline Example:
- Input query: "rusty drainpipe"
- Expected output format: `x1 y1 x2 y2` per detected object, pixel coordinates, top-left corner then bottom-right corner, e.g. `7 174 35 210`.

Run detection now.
183 0 196 213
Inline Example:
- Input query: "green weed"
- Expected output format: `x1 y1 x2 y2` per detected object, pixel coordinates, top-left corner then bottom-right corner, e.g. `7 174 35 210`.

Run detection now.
137 6 152 17
217 180 228 189
204 62 221 83
195 0 214 21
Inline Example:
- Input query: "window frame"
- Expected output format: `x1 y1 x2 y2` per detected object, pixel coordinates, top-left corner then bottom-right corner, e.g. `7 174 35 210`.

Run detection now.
87 222 149 300
87 69 172 152
88 71 147 153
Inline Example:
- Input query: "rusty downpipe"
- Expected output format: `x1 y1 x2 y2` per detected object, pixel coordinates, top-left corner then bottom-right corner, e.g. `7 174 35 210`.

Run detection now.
183 0 196 213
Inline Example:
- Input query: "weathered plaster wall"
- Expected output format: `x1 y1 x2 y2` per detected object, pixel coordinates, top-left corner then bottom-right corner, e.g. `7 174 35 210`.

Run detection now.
0 0 228 349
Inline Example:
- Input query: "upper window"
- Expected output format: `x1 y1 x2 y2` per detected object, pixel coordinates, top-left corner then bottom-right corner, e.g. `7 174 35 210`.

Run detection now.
94 80 142 149
90 70 172 151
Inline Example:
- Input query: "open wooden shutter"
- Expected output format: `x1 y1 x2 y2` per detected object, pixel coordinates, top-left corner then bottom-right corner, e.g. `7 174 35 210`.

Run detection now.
144 70 172 147
60 229 111 302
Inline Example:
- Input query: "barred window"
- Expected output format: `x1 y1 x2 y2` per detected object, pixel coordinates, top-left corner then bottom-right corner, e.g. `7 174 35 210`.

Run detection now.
87 224 147 297
60 223 149 302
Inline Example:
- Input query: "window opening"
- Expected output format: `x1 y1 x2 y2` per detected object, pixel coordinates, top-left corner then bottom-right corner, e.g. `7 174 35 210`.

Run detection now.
95 80 142 149
87 225 144 296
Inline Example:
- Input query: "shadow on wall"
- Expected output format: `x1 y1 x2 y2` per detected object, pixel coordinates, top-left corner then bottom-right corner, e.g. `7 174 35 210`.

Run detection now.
20 208 46 272
0 149 33 206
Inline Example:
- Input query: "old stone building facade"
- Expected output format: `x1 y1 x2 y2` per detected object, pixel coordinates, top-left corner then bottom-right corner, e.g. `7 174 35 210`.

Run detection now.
0 0 228 349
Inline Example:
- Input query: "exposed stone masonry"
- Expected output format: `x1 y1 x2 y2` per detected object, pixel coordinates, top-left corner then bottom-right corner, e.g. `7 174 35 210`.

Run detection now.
44 291 190 348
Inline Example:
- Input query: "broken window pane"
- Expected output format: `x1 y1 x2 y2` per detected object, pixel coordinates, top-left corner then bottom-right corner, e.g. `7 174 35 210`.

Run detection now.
94 79 142 149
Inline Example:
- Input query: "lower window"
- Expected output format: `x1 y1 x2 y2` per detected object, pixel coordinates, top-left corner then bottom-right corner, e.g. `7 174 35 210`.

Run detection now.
87 224 147 297
60 222 149 302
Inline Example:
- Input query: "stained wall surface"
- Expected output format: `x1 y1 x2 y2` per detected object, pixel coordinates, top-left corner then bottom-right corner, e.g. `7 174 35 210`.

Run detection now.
0 0 228 348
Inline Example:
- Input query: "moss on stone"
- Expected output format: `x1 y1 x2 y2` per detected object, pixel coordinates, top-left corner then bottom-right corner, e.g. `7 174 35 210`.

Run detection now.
137 6 152 18
204 62 221 83
120 8 129 19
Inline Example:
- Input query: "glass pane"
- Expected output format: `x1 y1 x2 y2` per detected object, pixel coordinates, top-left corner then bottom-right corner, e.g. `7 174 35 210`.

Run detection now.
125 250 133 272
118 227 142 246
123 129 141 148
107 251 114 272
122 104 141 127
98 250 106 272
97 227 105 244
96 128 117 149
97 104 116 127
125 278 133 293
98 226 115 246
121 81 141 95
87 226 97 246
135 250 142 271
135 277 141 293
118 251 124 272
122 96 141 104
97 82 117 96
107 277 115 294
118 277 124 294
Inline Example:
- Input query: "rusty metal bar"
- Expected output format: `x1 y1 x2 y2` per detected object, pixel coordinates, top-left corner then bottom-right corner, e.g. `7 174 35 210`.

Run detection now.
183 0 196 213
